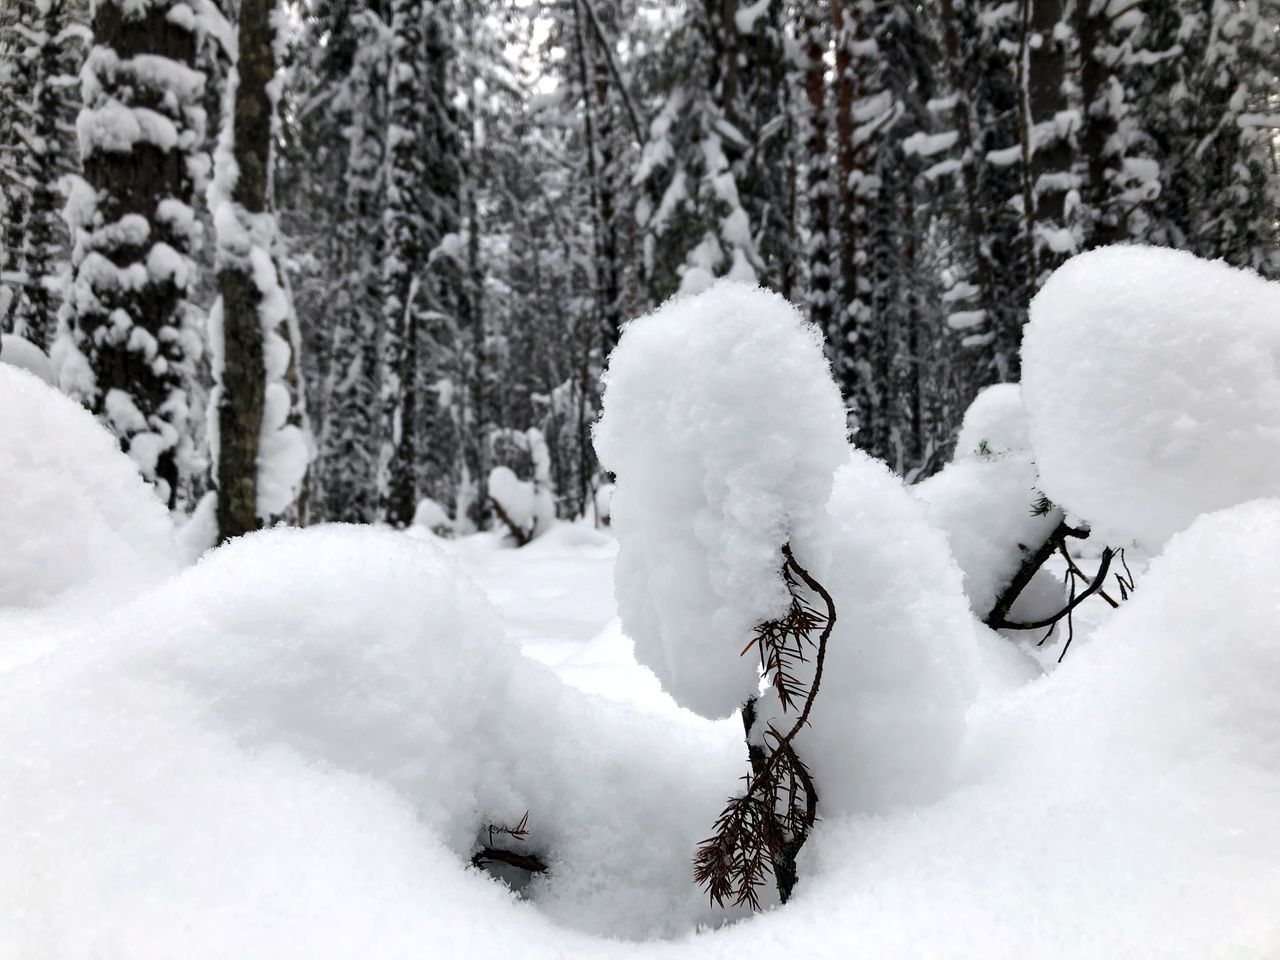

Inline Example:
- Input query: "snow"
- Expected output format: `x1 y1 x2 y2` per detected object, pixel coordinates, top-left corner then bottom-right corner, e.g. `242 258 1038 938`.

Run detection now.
1023 246 1280 549
0 333 55 384
594 281 848 718
916 452 1061 618
487 428 556 543
733 0 770 34
412 496 455 536
0 365 178 609
953 382 1029 457
2 495 1276 957
791 451 982 814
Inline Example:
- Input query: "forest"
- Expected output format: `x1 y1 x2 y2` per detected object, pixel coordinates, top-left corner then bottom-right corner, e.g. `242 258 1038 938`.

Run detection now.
2 0 1276 540
2 0 1280 956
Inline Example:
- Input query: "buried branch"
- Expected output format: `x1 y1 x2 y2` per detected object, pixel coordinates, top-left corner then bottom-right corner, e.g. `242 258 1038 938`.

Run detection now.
472 811 548 875
695 545 836 909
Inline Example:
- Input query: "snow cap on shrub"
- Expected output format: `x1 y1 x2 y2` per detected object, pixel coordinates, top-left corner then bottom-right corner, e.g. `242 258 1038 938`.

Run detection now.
1023 246 1280 549
594 281 848 718
954 383 1029 459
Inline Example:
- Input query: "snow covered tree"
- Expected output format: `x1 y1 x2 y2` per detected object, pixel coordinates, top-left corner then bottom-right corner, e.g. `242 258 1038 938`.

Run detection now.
1179 0 1280 275
281 0 388 525
62 0 209 508
632 0 768 300
375 0 462 527
13 0 82 349
0 0 83 348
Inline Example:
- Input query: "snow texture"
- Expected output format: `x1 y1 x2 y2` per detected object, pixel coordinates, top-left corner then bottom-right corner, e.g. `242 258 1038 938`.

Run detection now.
953 382 1029 457
0 525 743 951
594 281 848 718
792 451 982 814
0 365 178 608
917 384 1060 618
1024 246 1280 549
916 453 1060 619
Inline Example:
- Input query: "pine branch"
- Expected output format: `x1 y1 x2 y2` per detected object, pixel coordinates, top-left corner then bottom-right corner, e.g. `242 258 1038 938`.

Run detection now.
696 544 836 909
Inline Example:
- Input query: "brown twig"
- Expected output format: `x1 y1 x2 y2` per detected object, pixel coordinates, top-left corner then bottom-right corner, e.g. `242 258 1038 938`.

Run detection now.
695 544 837 909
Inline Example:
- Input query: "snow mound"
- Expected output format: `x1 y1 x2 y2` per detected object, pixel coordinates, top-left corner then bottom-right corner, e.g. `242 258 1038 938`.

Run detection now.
0 526 741 951
594 281 849 718
0 365 178 607
1035 499 1280 772
792 452 981 814
954 382 1028 458
0 334 54 385
412 496 455 536
2 516 1279 955
1023 246 1280 548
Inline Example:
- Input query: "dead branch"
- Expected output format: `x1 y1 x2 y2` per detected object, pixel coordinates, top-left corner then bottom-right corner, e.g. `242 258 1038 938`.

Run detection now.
470 848 548 874
473 811 547 874
695 544 836 909
985 518 1089 629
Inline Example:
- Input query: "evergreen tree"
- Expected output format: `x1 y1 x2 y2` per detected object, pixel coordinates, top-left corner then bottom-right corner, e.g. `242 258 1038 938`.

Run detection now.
62 0 208 508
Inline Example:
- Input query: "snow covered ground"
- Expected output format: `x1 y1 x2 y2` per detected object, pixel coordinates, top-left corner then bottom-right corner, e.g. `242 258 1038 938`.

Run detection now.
3 251 1280 958
440 525 684 716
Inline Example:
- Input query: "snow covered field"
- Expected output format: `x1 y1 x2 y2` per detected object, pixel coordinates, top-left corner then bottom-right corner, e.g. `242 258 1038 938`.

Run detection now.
2 249 1279 958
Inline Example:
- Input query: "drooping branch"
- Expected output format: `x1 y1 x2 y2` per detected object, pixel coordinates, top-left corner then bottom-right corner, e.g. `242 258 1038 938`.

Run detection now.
985 518 1089 628
989 547 1115 632
489 494 532 547
695 544 837 909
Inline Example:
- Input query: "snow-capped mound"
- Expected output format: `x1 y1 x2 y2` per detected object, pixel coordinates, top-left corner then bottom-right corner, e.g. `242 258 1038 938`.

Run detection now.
793 452 981 814
1023 246 1280 549
0 364 178 607
1043 499 1280 771
594 281 849 718
954 382 1028 458
0 334 54 385
0 526 740 949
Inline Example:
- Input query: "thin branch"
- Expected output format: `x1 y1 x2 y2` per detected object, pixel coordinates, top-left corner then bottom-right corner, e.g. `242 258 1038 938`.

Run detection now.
985 518 1088 628
990 547 1115 632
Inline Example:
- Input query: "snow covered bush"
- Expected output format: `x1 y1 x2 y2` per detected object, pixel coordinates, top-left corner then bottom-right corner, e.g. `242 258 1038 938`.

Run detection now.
488 428 557 545
952 382 1029 458
0 525 745 948
916 385 1064 620
594 282 848 719
597 282 982 904
1023 246 1280 550
412 497 456 537
0 365 178 608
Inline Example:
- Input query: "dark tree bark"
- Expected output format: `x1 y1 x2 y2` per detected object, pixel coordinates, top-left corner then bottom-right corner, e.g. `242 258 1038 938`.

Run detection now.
215 0 275 540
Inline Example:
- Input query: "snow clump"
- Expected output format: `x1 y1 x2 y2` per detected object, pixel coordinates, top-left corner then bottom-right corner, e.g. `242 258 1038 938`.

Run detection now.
1022 245 1280 549
594 281 848 718
0 364 178 608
